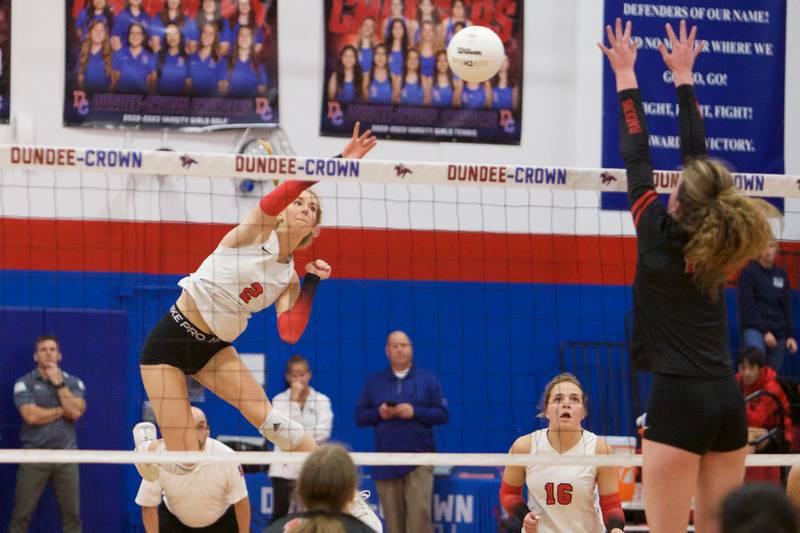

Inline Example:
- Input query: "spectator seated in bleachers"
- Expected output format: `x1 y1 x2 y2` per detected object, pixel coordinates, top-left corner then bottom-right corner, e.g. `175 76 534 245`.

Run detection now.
736 346 793 453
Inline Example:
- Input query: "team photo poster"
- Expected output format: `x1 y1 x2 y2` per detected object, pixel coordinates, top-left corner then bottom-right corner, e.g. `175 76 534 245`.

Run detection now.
64 0 278 129
322 0 524 145
0 0 10 123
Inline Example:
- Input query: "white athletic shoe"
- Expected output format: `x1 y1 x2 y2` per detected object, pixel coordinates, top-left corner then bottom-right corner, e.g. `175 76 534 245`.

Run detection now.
347 490 383 532
132 422 159 482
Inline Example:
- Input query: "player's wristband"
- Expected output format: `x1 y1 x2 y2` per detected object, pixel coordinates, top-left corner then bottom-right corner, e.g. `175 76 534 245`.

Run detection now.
54 382 66 389
300 273 320 299
512 503 530 523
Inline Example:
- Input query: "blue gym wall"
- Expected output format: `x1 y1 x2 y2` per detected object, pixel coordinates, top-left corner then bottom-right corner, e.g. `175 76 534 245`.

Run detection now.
3 264 794 531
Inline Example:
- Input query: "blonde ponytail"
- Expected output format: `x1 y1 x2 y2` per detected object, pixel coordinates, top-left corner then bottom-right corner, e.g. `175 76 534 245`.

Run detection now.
677 158 780 298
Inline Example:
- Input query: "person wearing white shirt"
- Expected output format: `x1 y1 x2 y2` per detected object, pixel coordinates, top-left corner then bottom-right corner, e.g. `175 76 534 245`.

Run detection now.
136 407 250 532
269 355 333 523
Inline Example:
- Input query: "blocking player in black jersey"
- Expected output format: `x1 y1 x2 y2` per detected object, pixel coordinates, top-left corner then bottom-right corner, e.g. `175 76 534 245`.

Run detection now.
599 19 779 533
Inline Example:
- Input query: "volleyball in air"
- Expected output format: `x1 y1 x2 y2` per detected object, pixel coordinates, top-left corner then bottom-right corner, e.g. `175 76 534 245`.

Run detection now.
446 25 504 83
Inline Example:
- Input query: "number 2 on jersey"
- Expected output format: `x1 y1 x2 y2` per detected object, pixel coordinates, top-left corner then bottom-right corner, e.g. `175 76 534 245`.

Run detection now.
544 482 573 505
239 282 264 303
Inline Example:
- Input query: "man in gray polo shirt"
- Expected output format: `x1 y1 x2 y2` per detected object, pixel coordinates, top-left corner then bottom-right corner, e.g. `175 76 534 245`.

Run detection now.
9 334 87 533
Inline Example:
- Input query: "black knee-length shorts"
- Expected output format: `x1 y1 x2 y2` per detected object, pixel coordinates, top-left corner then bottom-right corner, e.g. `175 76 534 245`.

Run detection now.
644 373 748 454
140 305 232 375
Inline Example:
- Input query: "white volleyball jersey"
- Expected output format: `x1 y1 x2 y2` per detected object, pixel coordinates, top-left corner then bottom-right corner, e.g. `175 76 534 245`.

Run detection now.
269 387 334 480
178 231 294 342
134 438 248 528
525 429 604 533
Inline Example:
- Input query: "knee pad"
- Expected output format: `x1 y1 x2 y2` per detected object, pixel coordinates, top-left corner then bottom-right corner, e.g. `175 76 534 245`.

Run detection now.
259 409 305 450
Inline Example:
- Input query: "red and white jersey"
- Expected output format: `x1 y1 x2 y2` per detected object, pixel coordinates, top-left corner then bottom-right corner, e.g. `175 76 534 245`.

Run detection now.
179 231 294 341
525 429 604 533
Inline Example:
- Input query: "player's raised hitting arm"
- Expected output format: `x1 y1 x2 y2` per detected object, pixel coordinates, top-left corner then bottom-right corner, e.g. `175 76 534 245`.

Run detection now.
220 122 377 249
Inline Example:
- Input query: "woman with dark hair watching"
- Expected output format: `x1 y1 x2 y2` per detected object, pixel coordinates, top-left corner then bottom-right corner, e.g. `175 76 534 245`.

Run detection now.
111 0 150 51
430 49 458 107
387 18 409 82
327 45 362 104
417 21 437 81
75 0 114 42
188 0 232 57
188 21 227 96
363 44 393 104
409 0 440 46
226 25 267 98
491 55 519 111
268 355 334 524
76 19 113 93
398 48 427 105
266 444 379 532
380 0 407 44
157 23 190 95
354 16 378 74
150 0 197 55
460 79 491 110
230 0 264 55
111 22 157 94
439 0 470 48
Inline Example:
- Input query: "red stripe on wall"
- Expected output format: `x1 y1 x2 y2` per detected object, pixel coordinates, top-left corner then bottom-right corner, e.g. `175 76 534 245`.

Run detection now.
3 218 799 286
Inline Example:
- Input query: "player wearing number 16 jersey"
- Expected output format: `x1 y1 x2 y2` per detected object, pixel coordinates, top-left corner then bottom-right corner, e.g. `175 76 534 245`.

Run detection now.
499 374 625 533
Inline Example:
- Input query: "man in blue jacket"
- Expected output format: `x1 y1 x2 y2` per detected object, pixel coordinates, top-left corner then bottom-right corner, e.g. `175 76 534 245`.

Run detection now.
355 330 448 533
739 240 798 370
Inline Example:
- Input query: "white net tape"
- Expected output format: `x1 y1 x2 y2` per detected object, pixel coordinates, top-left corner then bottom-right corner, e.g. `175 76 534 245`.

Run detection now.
1 450 799 467
3 144 799 196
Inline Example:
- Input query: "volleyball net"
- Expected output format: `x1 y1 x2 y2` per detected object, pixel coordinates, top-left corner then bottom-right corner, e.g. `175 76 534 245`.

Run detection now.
1 145 799 529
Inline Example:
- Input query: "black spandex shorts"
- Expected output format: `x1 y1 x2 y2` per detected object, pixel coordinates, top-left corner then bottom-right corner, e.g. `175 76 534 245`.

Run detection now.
644 373 747 454
158 502 236 532
140 305 232 375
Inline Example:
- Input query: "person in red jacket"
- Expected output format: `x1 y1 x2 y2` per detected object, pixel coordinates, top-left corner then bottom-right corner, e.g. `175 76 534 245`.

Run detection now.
736 346 792 452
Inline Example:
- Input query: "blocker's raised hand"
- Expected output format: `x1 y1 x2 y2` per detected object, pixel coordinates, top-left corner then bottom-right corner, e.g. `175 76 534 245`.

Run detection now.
341 121 377 159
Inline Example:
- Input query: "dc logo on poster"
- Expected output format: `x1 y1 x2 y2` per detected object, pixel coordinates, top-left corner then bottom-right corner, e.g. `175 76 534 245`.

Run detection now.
499 110 516 134
72 91 90 116
327 101 344 126
256 97 274 122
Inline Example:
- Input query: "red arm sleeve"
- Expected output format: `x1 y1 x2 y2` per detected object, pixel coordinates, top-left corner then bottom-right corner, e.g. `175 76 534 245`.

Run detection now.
276 274 320 344
259 180 316 216
499 480 529 522
600 492 625 530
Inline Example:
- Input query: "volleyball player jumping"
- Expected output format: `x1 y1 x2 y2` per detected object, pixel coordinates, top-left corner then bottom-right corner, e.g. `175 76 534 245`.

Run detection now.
135 123 375 463
600 19 778 533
